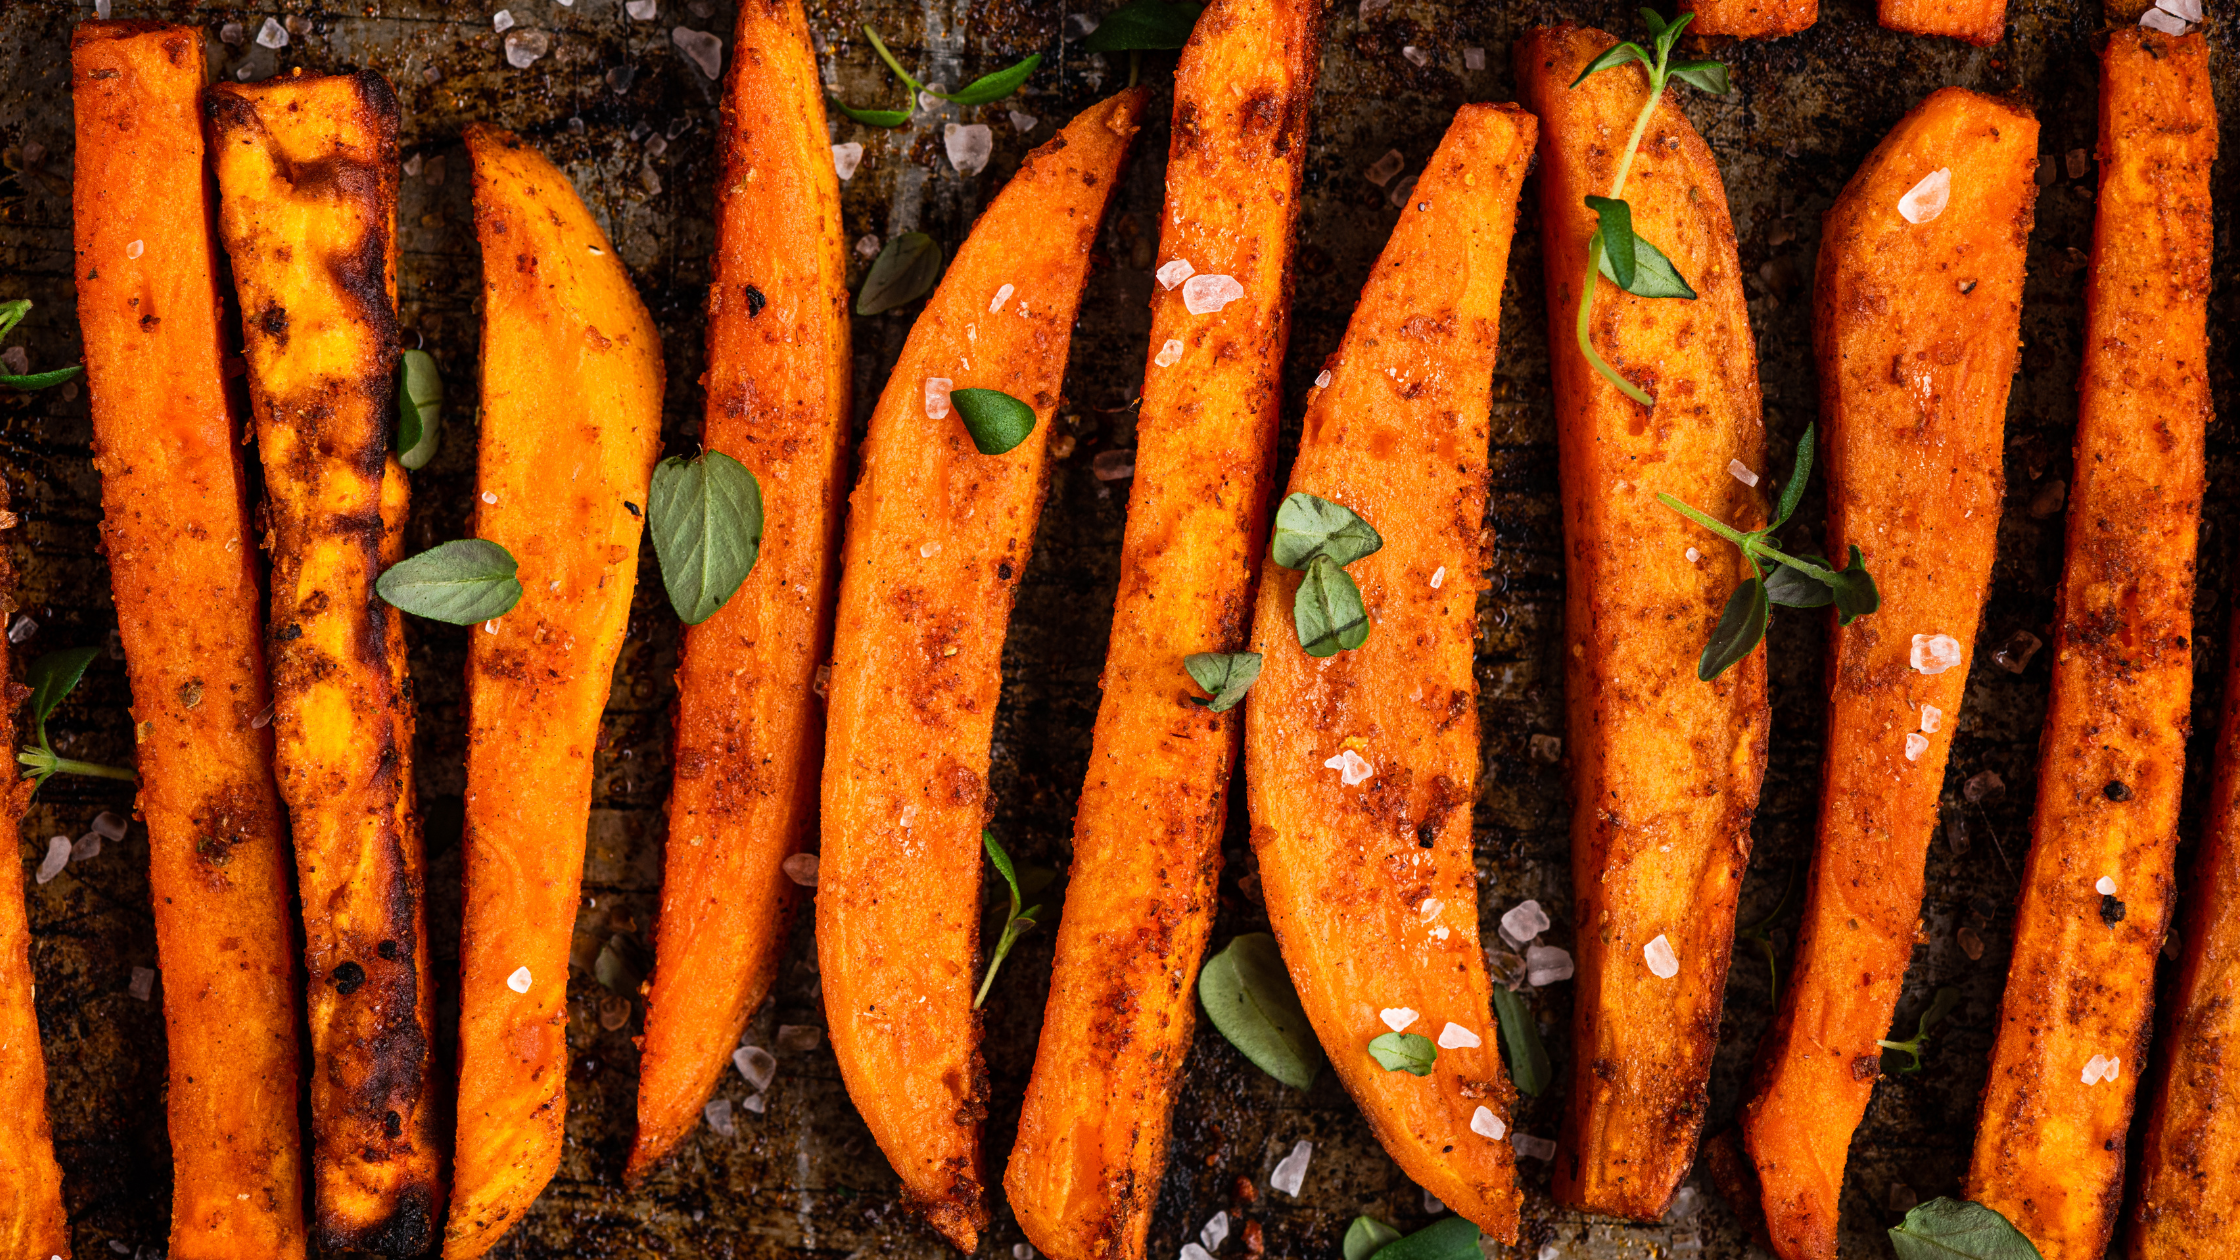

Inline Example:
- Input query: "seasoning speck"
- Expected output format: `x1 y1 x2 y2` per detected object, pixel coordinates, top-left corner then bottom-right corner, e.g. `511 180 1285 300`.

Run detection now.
1899 168 1953 224
506 965 532 993
1644 933 1680 979
1379 1006 1418 1032
1324 748 1374 786
2100 894 2126 925
1470 1105 1506 1140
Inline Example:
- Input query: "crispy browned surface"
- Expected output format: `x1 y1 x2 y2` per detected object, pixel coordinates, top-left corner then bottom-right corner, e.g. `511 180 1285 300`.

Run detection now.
1240 103 1535 1243
208 71 438 1257
1003 4 1317 1257
817 87 1147 1253
444 125 663 1259
1879 0 2004 46
629 0 851 1184
69 22 306 1260
1516 24 1770 1221
1965 29 2213 1260
1739 87 2037 1260
1682 0 1815 40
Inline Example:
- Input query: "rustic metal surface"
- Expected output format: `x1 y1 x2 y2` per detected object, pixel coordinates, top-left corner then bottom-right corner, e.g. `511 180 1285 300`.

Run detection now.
1 0 2234 1257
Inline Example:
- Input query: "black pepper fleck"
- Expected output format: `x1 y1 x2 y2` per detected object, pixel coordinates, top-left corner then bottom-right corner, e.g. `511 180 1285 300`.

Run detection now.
383 1109 402 1137
2105 780 2133 801
744 284 766 317
275 624 302 642
2101 894 2126 925
997 562 1013 581
624 500 642 517
331 960 366 994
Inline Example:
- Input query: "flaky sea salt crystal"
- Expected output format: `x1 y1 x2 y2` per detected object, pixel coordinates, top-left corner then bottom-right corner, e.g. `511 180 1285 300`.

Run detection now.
1379 1006 1418 1032
2140 7 2190 32
1470 1106 1506 1140
1324 748 1374 786
493 10 516 31
1919 704 1944 734
1991 629 2042 673
1686 546 1701 562
35 836 69 885
92 812 127 841
626 0 657 18
1965 770 2006 803
1438 1022 1481 1049
1430 566 1445 589
1905 733 1930 762
734 1044 777 1091
831 142 863 181
2082 1053 2122 1085
1512 1131 1556 1160
1092 450 1136 482
505 29 552 69
1009 110 1038 133
2157 0 2203 20
925 377 953 419
704 1098 736 1136
1364 149 1405 187
2097 875 2119 896
6 616 33 645
1500 899 1550 948
1200 1212 1229 1250
1728 459 1759 487
1181 1245 1214 1260
220 20 245 44
1911 633 1963 675
1154 339 1184 368
1899 168 1952 224
1269 1140 1313 1197
1526 943 1575 986
856 234 882 259
945 123 993 176
130 966 156 1001
1182 273 1245 315
672 27 722 79
740 1092 767 1114
257 17 289 48
1064 12 1101 38
918 541 942 559
1314 369 1332 388
1401 45 1429 66
990 283 1015 313
1644 933 1679 979
507 966 533 993
1014 1247 1037 1260
776 1024 823 1053
1423 1188 1445 1213
1464 47 1487 71
1156 258 1195 290
71 833 102 863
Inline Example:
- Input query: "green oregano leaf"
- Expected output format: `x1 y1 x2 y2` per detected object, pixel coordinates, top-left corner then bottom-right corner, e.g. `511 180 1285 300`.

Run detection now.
27 646 102 734
648 450 765 625
376 538 525 624
1585 196 1637 292
0 365 82 391
1491 986 1551 1098
1184 651 1261 713
1568 40 1650 88
1771 422 1816 529
1698 576 1768 681
1369 1217 1483 1260
1669 58 1733 96
951 388 1038 456
937 52 1041 105
829 96 912 128
1831 544 1880 625
1081 0 1205 51
1596 230 1697 300
1197 933 1321 1090
1271 492 1383 569
1294 555 1370 658
1366 1031 1436 1076
396 348 442 471
1344 1218 1402 1260
1764 555 1836 609
1648 7 1696 59
1887 1198 2044 1260
858 231 945 315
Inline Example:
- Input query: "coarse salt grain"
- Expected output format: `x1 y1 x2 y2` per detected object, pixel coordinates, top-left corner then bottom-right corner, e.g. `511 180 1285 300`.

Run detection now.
494 10 516 31
776 1023 823 1053
1905 733 1930 762
703 1098 736 1137
1401 45 1429 66
2140 7 2189 32
2082 1053 2122 1085
1324 748 1374 786
831 142 863 181
1430 566 1446 589
1438 1022 1482 1049
990 283 1015 313
1728 459 1760 488
130 966 156 1001
919 541 941 559
1379 1006 1418 1032
740 1092 767 1114
1464 47 1487 71
1526 942 1575 986
1315 369 1332 389
782 852 819 887
1154 339 1185 368
855 234 882 260
734 1044 777 1090
1364 149 1406 187
1009 110 1038 133
124 239 147 260
1420 897 1444 920
626 0 657 19
1512 1131 1556 1160
257 17 289 48
1181 1245 1215 1260
1899 168 1952 224
1470 1105 1506 1140
1644 933 1680 979
506 966 533 993
1015 1247 1037 1260
1530 733 1562 763
1911 633 1963 675
72 833 101 863
92 811 126 841
1092 450 1136 481
1423 1188 1445 1213
945 123 993 176
1182 273 1245 315
1269 1140 1313 1197
1920 704 1944 734
482 491 499 504
1500 899 1551 947
1686 547 1701 562
484 620 501 635
672 27 722 79
1156 258 1195 290
35 836 69 885
2097 876 2119 895
925 377 953 419
2157 0 2203 20
1200 1211 1230 1251
6 615 33 645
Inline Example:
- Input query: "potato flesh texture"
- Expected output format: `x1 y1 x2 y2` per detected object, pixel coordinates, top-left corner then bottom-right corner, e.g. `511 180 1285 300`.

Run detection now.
1002 4 1316 1257
815 88 1148 1254
1240 104 1535 1243
1878 0 2005 46
1737 87 2037 1260
1681 0 1816 40
209 72 438 1256
442 125 664 1260
628 0 852 1184
1967 29 2213 1260
72 23 309 1260
1515 24 1770 1222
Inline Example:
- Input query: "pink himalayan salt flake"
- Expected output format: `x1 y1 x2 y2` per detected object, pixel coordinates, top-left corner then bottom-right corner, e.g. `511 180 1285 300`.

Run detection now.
733 1044 776 1090
2140 7 2189 32
2159 0 2203 20
1899 168 1952 224
924 377 953 420
506 965 533 993
703 1098 736 1136
1156 258 1195 290
1378 1006 1417 1032
1401 45 1429 66
493 10 515 32
1526 942 1574 985
505 28 552 69
2082 1053 2121 1085
672 27 721 79
1727 459 1759 488
626 0 656 18
1364 149 1405 187
831 142 863 181
1912 633 1963 674
1644 933 1679 979
1430 566 1445 589
775 1023 823 1053
1314 369 1332 388
1512 1131 1556 1160
1182 273 1244 315
1154 339 1184 368
1269 1140 1313 1196
92 811 127 840
740 1091 767 1114
944 123 992 176
1470 1105 1506 1140
1905 732 1930 762
1437 1022 1481 1049
1464 47 1487 71
1324 748 1373 786
1500 899 1550 947
1919 703 1944 734
1091 450 1135 481
130 966 156 1001
782 852 818 886
990 283 1015 313
2096 875 2119 896
1008 110 1037 133
35 836 69 885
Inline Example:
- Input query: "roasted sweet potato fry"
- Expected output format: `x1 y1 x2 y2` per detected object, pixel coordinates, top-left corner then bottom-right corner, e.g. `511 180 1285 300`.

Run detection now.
72 22 307 1259
1516 24 1770 1221
1968 29 2213 1260
1738 87 2037 1260
1879 0 2004 46
1683 0 1815 40
209 72 438 1256
444 125 663 1259
630 0 850 1183
1240 103 1535 1243
817 88 1147 1252
1004 4 1318 1256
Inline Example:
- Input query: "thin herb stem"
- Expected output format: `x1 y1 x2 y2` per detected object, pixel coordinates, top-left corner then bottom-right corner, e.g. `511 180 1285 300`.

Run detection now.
1572 63 1670 409
863 25 921 94
18 746 135 782
1654 493 1842 584
974 919 1024 1009
1655 493 1751 547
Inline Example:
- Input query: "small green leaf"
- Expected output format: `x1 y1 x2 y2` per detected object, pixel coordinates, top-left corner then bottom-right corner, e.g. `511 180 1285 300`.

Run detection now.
1878 986 1961 1073
1668 58 1733 96
1831 544 1880 625
1184 651 1261 713
1595 230 1697 300
1649 8 1696 58
936 52 1041 105
1585 196 1637 292
0 365 82 392
1764 556 1835 609
1699 576 1768 681
1081 0 1205 51
649 451 765 625
974 830 1039 1007
594 933 651 994
1368 1217 1483 1260
1772 423 1815 529
1344 1217 1402 1260
1568 41 1650 88
376 538 525 624
1366 1031 1436 1076
396 348 442 471
1197 932 1322 1090
1888 1198 2044 1260
1271 492 1383 570
1294 555 1370 658
951 388 1038 456
829 95 913 128
858 231 945 315
26 646 102 733
0 299 28 339
982 829 1024 911
1491 986 1551 1098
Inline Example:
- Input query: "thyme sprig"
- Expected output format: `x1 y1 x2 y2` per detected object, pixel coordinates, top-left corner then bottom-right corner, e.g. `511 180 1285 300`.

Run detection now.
17 646 135 792
834 26 1040 128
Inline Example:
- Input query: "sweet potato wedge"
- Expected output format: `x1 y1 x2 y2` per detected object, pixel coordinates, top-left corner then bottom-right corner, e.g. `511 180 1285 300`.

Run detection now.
1879 0 2005 46
1003 4 1318 1256
71 22 308 1259
817 87 1148 1252
1682 0 1815 40
1240 103 1536 1242
1968 29 2213 1260
1738 87 2037 1260
1516 24 1770 1221
209 72 438 1256
444 125 663 1259
630 0 851 1182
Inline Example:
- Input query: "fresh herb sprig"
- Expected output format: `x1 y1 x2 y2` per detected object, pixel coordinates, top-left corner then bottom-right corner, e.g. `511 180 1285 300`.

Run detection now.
1655 423 1880 679
1080 0 1204 52
973 830 1043 1008
0 300 84 392
1889 1198 2043 1260
1877 986 1961 1074
834 26 1041 127
1736 868 1793 1006
1197 932 1321 1088
1355 1217 1483 1260
1567 11 1731 408
1270 493 1381 658
16 646 135 792
858 232 945 315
